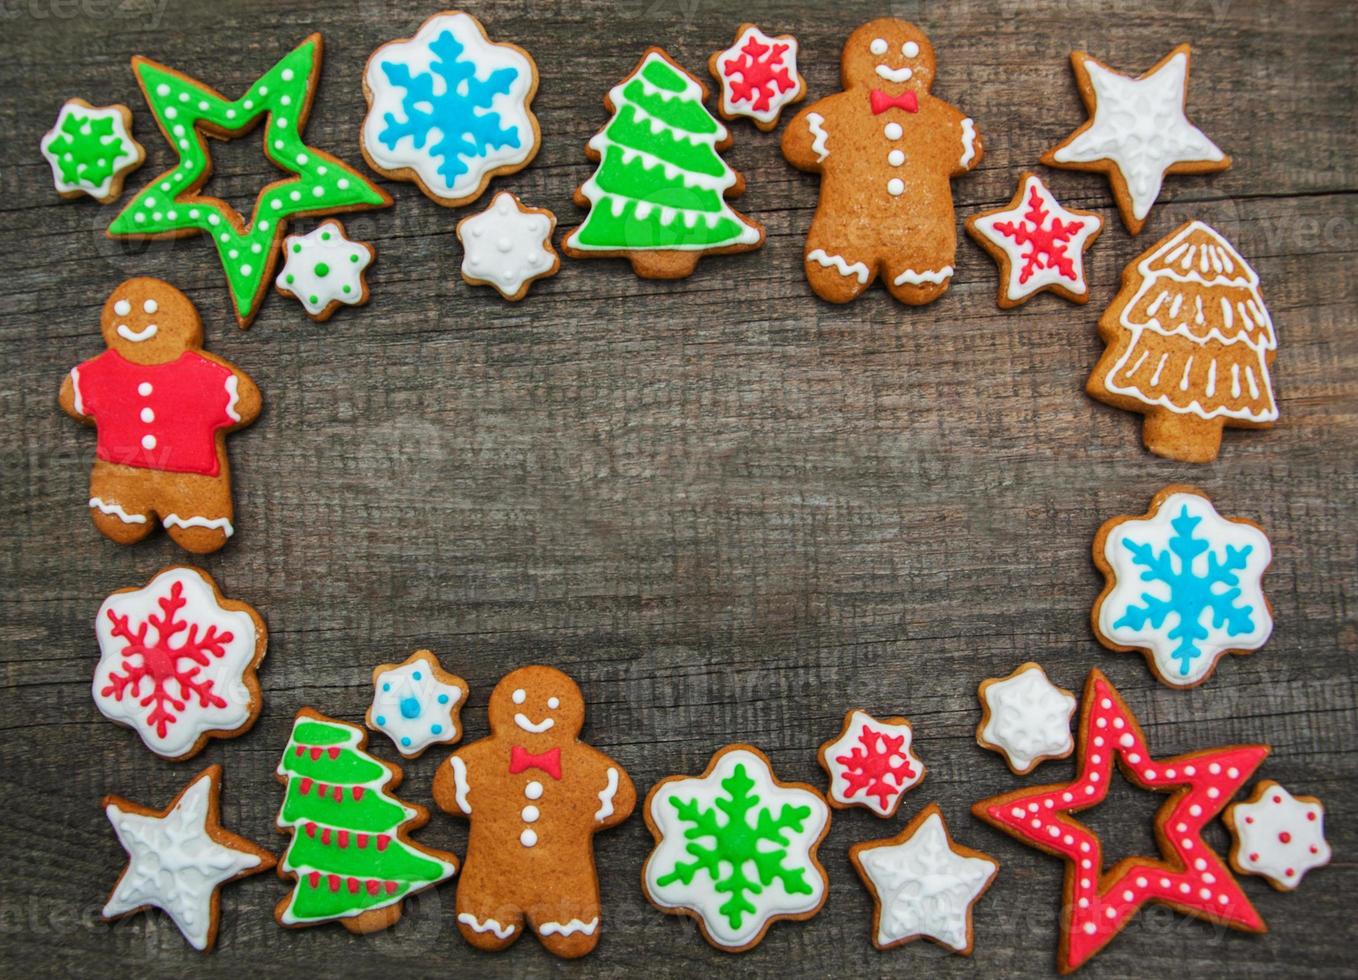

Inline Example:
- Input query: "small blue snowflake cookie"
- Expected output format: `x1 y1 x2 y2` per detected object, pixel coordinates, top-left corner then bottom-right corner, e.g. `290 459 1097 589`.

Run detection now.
1093 484 1273 689
365 649 468 757
361 11 540 207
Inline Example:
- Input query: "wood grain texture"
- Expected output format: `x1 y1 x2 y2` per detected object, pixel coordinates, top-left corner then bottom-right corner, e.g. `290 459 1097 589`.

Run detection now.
1 0 1355 976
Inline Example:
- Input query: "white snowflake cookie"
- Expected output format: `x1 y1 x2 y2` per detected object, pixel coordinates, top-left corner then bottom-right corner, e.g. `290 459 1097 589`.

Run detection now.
817 708 924 817
361 12 540 207
976 662 1077 775
643 744 830 952
708 24 806 131
850 803 998 954
457 192 560 300
1225 781 1331 891
93 566 267 760
275 220 374 321
40 98 144 203
365 649 468 758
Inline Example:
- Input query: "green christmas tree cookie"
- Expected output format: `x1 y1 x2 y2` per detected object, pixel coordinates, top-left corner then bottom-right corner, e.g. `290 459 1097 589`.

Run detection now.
275 708 456 933
562 47 764 280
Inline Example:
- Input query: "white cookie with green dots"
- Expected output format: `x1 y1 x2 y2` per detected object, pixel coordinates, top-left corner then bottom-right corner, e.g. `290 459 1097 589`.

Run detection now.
275 219 374 321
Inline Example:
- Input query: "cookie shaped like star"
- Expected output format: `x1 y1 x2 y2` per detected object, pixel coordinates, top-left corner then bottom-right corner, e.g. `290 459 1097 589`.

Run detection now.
103 766 275 951
1225 781 1331 891
976 662 1077 775
41 98 145 203
456 192 559 301
850 804 998 954
275 220 374 321
709 24 807 132
107 34 390 327
1043 44 1228 234
366 649 469 758
817 708 924 817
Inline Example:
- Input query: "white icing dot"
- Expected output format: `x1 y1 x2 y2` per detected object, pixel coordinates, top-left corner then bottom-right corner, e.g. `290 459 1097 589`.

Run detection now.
296 152 309 165
903 40 920 57
870 37 888 55
276 117 288 129
887 178 904 196
520 828 537 847
1100 698 1112 709
140 407 155 423
337 178 350 190
282 68 295 81
1136 877 1147 887
1119 734 1134 748
524 781 543 800
141 434 156 450
240 264 252 276
1122 890 1133 902
138 382 153 396
1227 767 1239 778
1189 804 1202 817
884 122 903 140
547 696 560 709
1209 763 1221 775
143 299 157 314
1207 787 1220 799
521 805 540 822
114 299 131 316
512 688 526 704
312 186 324 198
1083 923 1096 935
156 83 170 97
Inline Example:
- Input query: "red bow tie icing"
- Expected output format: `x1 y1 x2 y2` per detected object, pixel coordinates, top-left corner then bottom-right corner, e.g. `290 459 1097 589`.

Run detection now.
871 89 918 114
510 745 562 780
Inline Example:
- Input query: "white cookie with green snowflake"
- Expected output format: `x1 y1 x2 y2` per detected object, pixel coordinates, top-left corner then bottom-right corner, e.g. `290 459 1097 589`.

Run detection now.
41 98 144 203
275 220 374 321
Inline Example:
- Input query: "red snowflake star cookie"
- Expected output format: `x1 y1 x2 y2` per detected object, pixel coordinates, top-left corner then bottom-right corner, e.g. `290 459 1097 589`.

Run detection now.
966 172 1102 308
818 709 924 817
972 669 1268 974
709 24 806 132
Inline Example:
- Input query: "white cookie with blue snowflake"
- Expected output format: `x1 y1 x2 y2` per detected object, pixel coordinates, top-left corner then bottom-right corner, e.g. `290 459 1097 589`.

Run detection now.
361 12 540 207
366 650 468 757
275 220 374 321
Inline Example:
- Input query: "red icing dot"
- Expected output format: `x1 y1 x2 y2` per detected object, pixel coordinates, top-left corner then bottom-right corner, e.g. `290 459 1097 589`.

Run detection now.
310 747 323 761
347 877 359 893
1310 846 1319 854
328 746 340 759
333 784 343 802
1285 868 1295 877
1307 811 1317 822
1279 831 1292 844
366 880 380 896
385 881 399 894
1249 852 1259 861
327 873 341 892
1272 794 1282 804
306 871 320 888
1244 816 1253 824
353 787 366 802
299 777 313 795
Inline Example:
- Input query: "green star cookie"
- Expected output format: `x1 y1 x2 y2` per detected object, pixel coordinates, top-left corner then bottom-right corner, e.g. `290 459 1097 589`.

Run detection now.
108 34 390 327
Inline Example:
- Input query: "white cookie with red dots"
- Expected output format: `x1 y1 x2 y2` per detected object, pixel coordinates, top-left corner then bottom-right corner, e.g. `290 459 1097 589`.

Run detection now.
1224 780 1330 891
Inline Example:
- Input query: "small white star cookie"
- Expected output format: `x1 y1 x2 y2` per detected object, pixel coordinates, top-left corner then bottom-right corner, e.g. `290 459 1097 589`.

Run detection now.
275 219 375 321
976 662 1077 775
365 649 468 758
457 191 560 301
1225 780 1331 891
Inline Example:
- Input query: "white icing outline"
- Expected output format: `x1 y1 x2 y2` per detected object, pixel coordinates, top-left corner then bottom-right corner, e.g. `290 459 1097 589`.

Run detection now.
116 323 159 343
807 248 869 284
70 366 86 416
540 917 599 937
224 375 241 422
458 912 515 938
893 266 953 286
89 496 147 524
162 514 235 537
959 118 978 168
875 64 913 83
450 756 472 814
513 713 553 734
595 767 619 822
806 111 829 162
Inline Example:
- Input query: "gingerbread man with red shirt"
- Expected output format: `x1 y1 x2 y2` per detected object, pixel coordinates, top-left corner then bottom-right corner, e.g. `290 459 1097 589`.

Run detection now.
782 19 982 305
433 666 634 959
59 278 260 554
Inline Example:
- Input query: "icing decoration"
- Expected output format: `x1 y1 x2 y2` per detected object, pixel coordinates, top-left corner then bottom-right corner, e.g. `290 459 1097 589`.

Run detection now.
362 12 539 207
1225 781 1330 891
509 745 562 780
366 649 468 758
275 709 457 931
562 47 764 277
540 918 599 937
275 220 374 321
456 192 560 301
94 566 266 760
595 767 619 822
103 766 274 951
1088 221 1277 461
966 172 1103 308
892 266 953 286
807 248 869 284
972 669 1268 974
850 804 998 954
805 112 829 161
976 662 1077 775
1043 45 1229 235
959 118 977 167
1093 486 1272 688
643 744 830 952
817 709 924 817
870 89 918 114
709 24 806 131
459 912 514 938
107 35 390 327
40 99 144 203
90 496 147 524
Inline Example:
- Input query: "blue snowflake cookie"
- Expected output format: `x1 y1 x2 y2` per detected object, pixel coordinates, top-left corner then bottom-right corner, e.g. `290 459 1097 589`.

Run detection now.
366 649 468 757
362 12 539 206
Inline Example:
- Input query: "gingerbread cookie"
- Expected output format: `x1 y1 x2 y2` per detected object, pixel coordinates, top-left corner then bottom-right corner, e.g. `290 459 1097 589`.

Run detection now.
107 34 390 327
850 803 998 954
642 744 830 952
40 98 144 203
432 666 635 958
782 19 981 305
709 24 806 131
1087 220 1277 462
1224 781 1331 891
818 708 924 817
973 669 1269 974
457 192 560 300
976 662 1076 775
1093 485 1273 689
966 172 1102 308
1043 44 1229 235
275 709 457 933
561 48 764 279
366 649 467 758
362 11 540 208
94 566 266 760
275 219 374 321
59 278 261 553
103 765 275 951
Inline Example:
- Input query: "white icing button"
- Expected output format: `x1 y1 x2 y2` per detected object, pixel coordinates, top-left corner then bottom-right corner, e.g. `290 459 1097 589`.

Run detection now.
903 41 920 57
521 805 540 822
885 122 903 140
139 407 155 424
524 780 543 800
141 434 156 450
137 382 153 396
870 38 888 55
547 696 560 709
512 688 526 704
113 299 131 316
888 150 905 166
520 828 538 847
143 299 158 314
887 178 905 196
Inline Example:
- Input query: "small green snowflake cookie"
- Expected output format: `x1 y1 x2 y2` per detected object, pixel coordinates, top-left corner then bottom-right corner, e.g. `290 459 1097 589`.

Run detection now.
642 743 830 952
40 98 145 203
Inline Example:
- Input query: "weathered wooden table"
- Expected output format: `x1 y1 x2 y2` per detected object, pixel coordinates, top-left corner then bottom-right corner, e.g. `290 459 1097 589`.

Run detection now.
2 0 1354 976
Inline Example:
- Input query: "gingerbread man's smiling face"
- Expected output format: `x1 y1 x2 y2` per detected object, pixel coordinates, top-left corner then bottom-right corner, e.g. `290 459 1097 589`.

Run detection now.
100 277 202 365
842 19 936 94
488 666 585 743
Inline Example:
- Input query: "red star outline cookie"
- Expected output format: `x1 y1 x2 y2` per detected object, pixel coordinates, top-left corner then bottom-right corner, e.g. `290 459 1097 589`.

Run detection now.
972 669 1268 974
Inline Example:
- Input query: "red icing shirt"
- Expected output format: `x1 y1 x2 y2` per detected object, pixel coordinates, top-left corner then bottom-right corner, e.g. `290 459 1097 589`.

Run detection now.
71 350 238 476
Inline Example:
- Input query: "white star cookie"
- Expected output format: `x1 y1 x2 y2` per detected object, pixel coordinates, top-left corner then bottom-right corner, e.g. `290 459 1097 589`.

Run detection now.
850 804 998 954
457 191 560 300
275 219 374 321
102 766 274 951
1043 44 1229 234
976 662 1077 775
365 649 468 758
1225 781 1331 891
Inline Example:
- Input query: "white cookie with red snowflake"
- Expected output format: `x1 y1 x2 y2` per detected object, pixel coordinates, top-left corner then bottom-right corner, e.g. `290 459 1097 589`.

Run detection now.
818 708 925 817
1225 780 1331 891
93 566 267 761
709 24 807 132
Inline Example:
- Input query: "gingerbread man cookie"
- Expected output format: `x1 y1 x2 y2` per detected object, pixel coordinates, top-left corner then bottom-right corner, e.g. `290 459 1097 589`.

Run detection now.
433 666 635 958
782 19 982 305
59 278 261 553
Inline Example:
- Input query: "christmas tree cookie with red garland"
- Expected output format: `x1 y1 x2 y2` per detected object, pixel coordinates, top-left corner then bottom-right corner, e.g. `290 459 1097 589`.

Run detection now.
709 24 806 131
817 708 924 817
